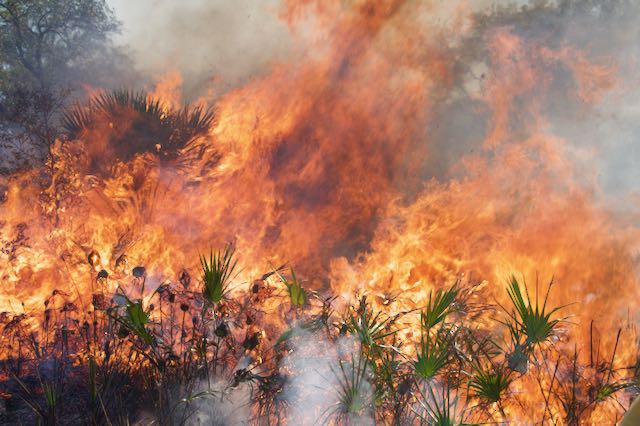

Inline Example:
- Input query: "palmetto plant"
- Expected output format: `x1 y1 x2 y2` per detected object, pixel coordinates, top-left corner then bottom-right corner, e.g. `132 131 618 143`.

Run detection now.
413 382 471 426
109 295 154 346
61 89 215 164
200 244 237 306
504 276 564 349
413 332 451 380
329 353 373 422
421 285 459 331
469 363 511 405
274 267 307 307
346 296 396 351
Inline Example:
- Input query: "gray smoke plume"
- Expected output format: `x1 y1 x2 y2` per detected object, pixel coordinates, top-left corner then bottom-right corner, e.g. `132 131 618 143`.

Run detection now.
108 0 292 100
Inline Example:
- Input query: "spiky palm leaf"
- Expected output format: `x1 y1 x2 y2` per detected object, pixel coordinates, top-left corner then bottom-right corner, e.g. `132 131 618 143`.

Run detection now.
505 276 564 348
346 297 396 351
274 268 307 307
62 89 215 164
413 382 472 426
329 353 373 421
421 285 459 331
413 332 451 380
200 244 237 306
469 364 511 404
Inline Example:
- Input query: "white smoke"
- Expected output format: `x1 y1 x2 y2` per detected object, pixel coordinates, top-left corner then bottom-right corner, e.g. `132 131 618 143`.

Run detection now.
107 0 292 100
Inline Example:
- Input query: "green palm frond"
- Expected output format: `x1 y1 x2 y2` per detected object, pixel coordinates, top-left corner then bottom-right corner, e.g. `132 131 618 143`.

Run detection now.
330 353 372 420
200 244 237 306
108 295 154 346
421 285 459 331
346 297 396 350
274 268 307 307
469 364 511 404
505 276 564 348
414 382 472 426
413 332 450 380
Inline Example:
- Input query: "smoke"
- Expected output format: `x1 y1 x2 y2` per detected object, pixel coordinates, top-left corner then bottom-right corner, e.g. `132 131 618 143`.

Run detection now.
105 0 640 209
164 380 252 425
280 331 375 424
108 0 293 100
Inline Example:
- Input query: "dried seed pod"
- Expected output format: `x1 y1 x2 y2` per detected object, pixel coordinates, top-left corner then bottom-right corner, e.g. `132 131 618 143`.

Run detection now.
243 332 261 350
398 377 413 396
61 302 78 312
132 266 146 278
44 309 52 328
180 303 189 312
339 323 348 336
118 326 130 339
215 322 230 338
97 269 109 280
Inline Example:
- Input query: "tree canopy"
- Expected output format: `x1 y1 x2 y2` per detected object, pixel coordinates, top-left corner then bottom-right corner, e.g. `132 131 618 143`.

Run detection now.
0 0 121 156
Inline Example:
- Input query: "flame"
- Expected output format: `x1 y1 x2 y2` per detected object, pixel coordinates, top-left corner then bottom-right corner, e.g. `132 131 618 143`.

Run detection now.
0 0 638 422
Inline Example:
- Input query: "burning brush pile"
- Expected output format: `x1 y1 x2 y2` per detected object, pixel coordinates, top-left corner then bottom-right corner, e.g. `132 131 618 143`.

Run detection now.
1 0 640 424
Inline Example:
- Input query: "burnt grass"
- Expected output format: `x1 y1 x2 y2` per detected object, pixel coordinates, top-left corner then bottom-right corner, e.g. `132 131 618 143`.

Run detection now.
0 265 637 425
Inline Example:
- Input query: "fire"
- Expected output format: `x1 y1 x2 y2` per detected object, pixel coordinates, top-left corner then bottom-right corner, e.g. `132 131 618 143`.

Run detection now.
0 0 638 423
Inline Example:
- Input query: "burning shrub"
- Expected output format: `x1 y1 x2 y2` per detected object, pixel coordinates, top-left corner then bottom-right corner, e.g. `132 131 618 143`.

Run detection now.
61 90 215 173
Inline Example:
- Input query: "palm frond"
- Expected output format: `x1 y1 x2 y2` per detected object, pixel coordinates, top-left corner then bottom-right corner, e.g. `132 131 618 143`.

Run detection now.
329 353 373 421
413 382 471 426
421 285 459 331
346 296 396 351
505 276 564 348
469 363 511 404
200 244 237 306
413 332 450 380
61 89 215 161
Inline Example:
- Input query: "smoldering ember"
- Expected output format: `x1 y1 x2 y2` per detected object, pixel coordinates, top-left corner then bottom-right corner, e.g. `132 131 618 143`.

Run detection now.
1 0 640 424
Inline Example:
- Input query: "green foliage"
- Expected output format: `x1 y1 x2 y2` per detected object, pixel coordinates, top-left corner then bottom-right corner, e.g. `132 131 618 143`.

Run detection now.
372 336 403 406
275 268 307 307
414 383 472 426
200 244 237 306
43 381 57 416
421 285 459 331
596 382 635 402
413 333 450 380
331 354 372 419
505 276 563 348
346 297 395 350
0 0 120 148
469 364 511 404
111 296 154 346
0 0 118 87
3 263 635 424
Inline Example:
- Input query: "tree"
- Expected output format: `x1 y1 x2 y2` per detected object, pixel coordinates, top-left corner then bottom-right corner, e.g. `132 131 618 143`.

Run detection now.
0 0 120 160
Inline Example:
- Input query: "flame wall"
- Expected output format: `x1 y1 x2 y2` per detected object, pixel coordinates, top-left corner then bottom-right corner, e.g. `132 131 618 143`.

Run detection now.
0 0 639 360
